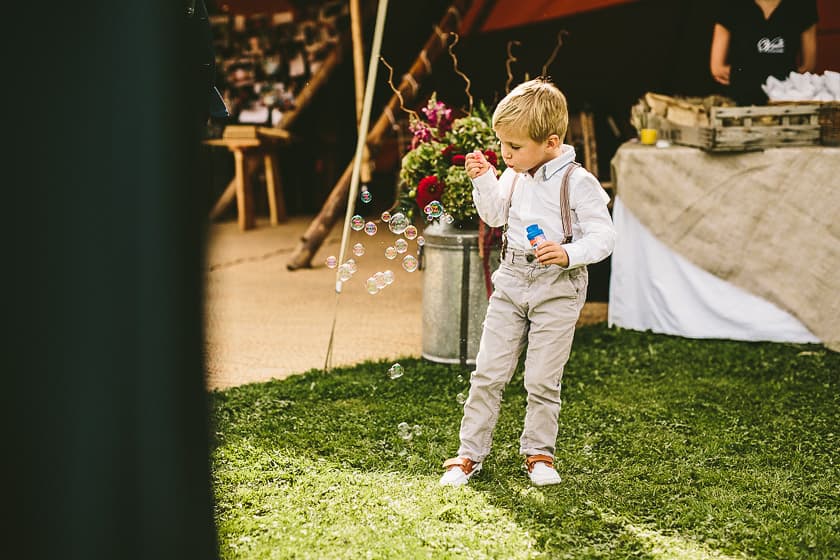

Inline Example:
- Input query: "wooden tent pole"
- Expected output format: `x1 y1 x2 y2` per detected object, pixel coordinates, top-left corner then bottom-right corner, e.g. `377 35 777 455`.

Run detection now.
287 0 476 270
350 0 372 184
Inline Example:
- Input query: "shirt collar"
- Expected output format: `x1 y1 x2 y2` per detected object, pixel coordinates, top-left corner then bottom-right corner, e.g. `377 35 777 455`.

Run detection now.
533 144 577 182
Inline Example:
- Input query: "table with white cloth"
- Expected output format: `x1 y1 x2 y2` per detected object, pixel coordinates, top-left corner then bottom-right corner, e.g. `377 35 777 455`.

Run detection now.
608 141 840 351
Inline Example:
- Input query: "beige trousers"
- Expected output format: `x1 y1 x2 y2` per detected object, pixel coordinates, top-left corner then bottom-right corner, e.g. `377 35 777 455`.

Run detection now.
457 249 588 463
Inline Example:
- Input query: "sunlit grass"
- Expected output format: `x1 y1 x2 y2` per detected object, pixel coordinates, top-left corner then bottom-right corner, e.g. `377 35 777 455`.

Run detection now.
210 325 840 559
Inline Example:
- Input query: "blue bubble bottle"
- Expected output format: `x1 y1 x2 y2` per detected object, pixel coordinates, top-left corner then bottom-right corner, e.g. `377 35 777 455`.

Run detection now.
526 224 547 249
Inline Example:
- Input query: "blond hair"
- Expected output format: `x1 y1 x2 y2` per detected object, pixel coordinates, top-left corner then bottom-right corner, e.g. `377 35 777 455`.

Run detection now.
492 77 568 142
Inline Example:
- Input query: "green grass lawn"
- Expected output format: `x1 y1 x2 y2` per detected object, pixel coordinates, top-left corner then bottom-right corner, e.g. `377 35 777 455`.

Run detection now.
209 325 839 559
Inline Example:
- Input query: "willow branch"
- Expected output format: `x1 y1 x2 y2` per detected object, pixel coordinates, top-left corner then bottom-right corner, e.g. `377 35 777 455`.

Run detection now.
379 56 419 123
505 40 521 93
447 32 473 114
541 30 569 77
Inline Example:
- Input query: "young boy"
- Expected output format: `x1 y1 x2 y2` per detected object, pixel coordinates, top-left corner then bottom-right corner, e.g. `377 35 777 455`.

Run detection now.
440 78 616 487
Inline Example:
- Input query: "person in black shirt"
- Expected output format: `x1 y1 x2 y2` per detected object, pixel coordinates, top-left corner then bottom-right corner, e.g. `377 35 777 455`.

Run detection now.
710 0 818 105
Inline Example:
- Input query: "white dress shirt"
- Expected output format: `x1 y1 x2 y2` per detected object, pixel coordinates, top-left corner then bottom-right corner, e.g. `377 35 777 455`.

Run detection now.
471 144 616 269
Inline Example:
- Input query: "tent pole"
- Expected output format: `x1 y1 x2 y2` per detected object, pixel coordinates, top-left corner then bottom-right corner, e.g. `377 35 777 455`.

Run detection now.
350 0 372 184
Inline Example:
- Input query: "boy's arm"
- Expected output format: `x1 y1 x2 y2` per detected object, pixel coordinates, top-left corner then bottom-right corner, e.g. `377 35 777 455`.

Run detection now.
560 172 616 269
471 168 514 227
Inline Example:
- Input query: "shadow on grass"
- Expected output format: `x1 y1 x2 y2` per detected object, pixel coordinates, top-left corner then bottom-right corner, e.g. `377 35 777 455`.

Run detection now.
209 325 840 559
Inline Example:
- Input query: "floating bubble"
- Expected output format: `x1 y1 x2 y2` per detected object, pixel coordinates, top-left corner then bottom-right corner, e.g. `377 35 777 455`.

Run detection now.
457 374 463 383
364 221 377 236
383 270 394 285
374 271 387 289
325 256 337 269
402 254 418 272
397 421 412 440
385 246 397 260
353 242 365 257
380 211 392 222
360 188 372 203
456 393 467 405
423 204 433 215
388 363 404 379
443 213 455 224
395 238 409 254
351 215 365 231
404 225 418 240
366 277 379 295
412 424 422 436
388 212 410 235
338 264 353 282
345 259 358 274
427 200 444 218
416 236 426 247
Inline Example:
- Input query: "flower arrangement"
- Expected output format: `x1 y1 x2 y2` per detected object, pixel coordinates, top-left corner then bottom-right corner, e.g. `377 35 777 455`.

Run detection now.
396 95 504 229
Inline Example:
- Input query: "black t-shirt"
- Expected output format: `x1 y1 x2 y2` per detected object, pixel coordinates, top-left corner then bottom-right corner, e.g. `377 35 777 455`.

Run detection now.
716 0 818 105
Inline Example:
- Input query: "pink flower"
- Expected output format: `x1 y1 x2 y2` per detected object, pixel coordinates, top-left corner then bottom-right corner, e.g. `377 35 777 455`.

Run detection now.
409 121 433 149
422 100 454 132
416 175 445 209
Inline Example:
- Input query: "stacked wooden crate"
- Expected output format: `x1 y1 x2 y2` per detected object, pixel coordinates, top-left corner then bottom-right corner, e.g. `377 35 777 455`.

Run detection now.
638 93 821 152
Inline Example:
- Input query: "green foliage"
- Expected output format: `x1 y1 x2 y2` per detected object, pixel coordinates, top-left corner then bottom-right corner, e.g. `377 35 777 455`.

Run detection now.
397 96 503 228
210 326 840 559
441 166 479 224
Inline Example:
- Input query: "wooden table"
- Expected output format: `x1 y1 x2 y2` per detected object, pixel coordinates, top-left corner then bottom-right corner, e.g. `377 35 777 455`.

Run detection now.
204 133 288 231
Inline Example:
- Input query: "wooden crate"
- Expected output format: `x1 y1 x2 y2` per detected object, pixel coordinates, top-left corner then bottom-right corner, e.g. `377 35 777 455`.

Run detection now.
661 104 821 152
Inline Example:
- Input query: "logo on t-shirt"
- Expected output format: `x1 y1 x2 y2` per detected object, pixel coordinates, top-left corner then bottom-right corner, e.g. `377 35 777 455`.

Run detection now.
757 37 785 54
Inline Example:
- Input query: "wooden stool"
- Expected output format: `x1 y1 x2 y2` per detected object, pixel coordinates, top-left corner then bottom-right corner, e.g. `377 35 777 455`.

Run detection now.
205 134 288 231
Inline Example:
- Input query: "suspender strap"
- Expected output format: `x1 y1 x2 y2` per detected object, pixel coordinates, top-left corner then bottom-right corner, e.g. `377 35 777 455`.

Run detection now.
500 175 519 258
560 162 580 243
500 161 579 255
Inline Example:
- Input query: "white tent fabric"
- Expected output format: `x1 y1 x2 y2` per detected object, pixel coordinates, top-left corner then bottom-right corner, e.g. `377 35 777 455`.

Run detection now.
608 197 820 344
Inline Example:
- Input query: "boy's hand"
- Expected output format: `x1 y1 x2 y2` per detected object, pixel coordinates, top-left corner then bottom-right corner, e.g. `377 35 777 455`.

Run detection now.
465 149 492 179
535 240 570 267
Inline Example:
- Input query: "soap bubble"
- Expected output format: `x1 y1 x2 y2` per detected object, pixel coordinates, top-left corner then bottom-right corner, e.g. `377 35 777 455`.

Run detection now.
374 271 387 289
456 393 467 404
388 212 410 234
352 242 365 257
416 236 425 247
402 255 418 272
412 424 422 436
457 374 463 383
351 215 365 231
426 200 444 218
325 256 337 269
380 211 392 222
385 246 397 260
338 264 353 282
360 188 372 203
404 225 418 240
443 213 455 224
366 277 379 295
423 204 432 215
383 270 394 285
388 363 404 379
345 259 358 274
397 421 412 440
364 221 377 236
395 239 408 254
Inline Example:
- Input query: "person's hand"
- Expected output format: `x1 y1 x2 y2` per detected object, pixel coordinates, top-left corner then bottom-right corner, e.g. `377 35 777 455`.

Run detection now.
534 240 569 267
711 63 731 85
465 149 492 179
